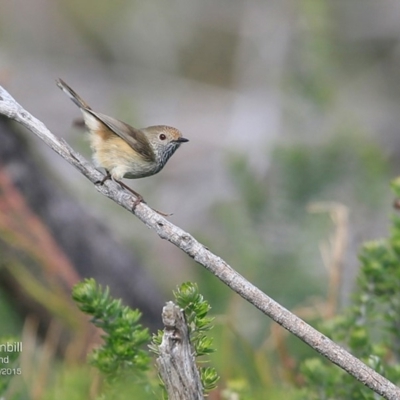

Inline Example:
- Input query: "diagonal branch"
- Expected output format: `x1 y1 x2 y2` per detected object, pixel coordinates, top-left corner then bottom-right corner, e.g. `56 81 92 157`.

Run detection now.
0 85 399 399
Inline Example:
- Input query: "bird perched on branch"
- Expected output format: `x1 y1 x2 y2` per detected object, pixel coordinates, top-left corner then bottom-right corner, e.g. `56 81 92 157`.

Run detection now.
56 79 188 215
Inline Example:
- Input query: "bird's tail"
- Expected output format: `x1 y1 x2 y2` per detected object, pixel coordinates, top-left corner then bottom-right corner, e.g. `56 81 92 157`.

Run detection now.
56 78 92 110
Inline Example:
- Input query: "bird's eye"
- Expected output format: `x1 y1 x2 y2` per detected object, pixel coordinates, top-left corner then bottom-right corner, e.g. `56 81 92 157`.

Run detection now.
159 134 166 140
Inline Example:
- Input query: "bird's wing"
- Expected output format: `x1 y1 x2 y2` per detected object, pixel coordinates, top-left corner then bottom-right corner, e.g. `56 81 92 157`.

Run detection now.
89 111 156 162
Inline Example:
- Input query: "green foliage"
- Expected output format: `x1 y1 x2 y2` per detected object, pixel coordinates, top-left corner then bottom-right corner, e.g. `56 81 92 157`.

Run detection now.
174 282 219 392
173 282 215 356
73 280 219 398
200 366 219 393
298 184 400 398
72 278 151 382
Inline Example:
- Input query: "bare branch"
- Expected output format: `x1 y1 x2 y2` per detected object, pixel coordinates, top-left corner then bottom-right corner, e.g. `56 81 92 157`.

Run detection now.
1 85 399 399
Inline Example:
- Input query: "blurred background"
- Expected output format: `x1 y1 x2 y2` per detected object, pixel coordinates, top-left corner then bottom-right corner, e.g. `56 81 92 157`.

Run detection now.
1 0 400 398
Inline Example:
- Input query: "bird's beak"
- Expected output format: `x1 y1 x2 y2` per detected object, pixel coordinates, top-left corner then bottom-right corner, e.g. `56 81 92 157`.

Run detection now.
175 137 189 143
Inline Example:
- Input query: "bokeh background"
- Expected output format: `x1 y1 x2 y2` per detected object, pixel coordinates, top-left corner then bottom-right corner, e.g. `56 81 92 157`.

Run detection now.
1 0 400 398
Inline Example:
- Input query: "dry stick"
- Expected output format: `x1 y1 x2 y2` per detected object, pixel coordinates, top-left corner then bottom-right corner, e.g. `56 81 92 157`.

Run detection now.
157 302 204 400
1 85 399 400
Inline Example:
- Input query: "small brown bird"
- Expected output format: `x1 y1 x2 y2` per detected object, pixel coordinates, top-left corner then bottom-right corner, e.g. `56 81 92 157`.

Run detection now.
56 79 188 213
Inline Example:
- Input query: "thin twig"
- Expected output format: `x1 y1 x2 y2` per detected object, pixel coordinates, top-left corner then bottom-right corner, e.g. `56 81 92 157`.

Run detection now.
1 85 399 399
